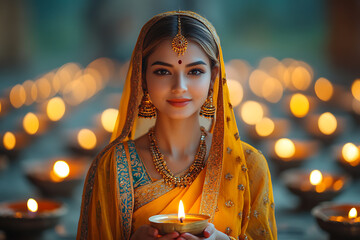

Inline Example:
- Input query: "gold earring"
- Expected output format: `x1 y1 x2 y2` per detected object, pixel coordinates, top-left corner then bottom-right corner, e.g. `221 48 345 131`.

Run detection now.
138 91 157 118
200 91 215 119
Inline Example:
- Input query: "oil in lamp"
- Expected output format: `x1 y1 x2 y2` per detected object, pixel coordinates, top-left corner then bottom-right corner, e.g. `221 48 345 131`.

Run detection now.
312 203 360 239
149 200 210 235
281 169 348 208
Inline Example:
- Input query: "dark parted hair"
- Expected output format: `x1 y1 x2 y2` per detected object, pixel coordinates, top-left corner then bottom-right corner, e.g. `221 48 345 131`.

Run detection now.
142 15 219 74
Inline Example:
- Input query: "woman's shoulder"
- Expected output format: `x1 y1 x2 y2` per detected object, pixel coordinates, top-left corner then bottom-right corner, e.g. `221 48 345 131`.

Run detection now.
240 141 269 174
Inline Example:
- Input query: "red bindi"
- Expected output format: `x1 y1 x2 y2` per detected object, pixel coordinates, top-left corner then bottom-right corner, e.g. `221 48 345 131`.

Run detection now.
178 60 182 64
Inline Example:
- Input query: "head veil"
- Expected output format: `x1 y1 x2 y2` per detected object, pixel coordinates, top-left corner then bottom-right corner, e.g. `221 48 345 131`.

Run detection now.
79 11 251 239
110 9 251 232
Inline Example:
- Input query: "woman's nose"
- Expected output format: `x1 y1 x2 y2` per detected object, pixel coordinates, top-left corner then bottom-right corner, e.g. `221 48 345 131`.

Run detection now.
171 73 187 94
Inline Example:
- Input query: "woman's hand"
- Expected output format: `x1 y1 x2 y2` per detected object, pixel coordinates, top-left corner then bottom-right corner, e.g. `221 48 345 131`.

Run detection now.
175 223 229 240
131 225 180 240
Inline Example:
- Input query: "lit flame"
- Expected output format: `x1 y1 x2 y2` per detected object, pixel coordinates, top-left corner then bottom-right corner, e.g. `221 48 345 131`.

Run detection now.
77 128 97 150
23 112 40 135
178 200 185 222
310 170 323 185
27 198 38 213
314 77 333 101
318 112 337 135
3 131 16 150
274 138 295 159
349 208 357 219
289 93 309 118
101 108 118 133
240 101 264 125
53 160 70 179
227 79 243 107
255 117 275 137
351 79 360 101
46 97 66 121
342 143 360 163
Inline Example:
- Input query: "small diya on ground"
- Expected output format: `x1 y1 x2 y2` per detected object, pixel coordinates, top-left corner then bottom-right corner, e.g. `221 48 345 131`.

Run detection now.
281 169 349 208
25 157 90 197
335 143 360 178
149 200 210 235
0 198 66 239
246 118 290 142
312 203 360 239
268 138 319 173
67 128 106 156
304 112 345 144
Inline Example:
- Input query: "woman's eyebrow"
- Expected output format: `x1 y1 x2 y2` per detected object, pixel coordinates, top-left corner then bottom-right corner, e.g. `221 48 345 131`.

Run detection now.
186 61 207 67
151 61 173 67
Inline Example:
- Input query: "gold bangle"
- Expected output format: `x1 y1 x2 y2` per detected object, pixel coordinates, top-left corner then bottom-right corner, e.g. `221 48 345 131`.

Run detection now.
228 236 236 240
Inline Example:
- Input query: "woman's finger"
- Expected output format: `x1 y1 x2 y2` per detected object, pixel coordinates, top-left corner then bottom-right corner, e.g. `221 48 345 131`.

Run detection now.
158 231 180 240
203 223 215 238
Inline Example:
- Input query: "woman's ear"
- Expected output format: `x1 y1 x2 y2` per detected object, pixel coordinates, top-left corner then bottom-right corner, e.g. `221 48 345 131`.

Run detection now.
210 63 220 90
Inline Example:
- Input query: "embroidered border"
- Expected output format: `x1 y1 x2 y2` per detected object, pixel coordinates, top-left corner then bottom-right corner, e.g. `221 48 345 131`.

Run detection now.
116 143 134 240
134 179 173 211
127 141 152 189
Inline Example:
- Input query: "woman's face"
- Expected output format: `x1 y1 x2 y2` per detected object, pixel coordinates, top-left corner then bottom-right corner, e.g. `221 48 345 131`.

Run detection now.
145 39 215 120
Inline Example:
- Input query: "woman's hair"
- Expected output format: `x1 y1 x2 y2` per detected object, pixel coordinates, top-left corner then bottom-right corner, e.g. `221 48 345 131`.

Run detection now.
142 15 219 73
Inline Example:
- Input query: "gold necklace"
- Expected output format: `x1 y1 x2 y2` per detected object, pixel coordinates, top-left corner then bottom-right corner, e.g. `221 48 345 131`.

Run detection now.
148 127 207 188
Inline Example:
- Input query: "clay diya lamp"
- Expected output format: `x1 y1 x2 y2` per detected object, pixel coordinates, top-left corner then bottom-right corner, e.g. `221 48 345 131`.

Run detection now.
268 138 319 173
25 157 90 197
0 198 66 239
304 112 345 145
149 200 210 235
0 131 30 159
246 118 290 142
283 93 317 120
312 203 360 240
67 128 104 156
281 169 348 208
335 143 360 178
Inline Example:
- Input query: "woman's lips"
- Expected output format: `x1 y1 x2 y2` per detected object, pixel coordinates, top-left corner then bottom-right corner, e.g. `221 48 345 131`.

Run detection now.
167 98 192 107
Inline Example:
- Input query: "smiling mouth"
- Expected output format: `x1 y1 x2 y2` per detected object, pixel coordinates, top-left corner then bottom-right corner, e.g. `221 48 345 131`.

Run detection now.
167 98 192 107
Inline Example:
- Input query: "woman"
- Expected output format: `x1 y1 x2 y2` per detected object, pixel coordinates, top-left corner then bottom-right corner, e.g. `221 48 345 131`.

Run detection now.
77 11 277 240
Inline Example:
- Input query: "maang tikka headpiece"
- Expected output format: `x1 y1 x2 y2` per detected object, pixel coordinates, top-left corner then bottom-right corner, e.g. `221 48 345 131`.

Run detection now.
172 15 188 56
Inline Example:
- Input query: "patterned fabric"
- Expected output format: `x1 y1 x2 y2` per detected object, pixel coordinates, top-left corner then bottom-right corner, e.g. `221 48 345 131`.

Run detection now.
77 10 277 240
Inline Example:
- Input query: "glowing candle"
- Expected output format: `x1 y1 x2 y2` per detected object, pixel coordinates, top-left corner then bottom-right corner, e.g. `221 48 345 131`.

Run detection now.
50 160 70 182
318 112 337 135
349 208 357 219
46 97 66 121
310 170 323 186
342 143 360 164
77 129 97 150
27 198 38 217
314 77 333 101
101 108 118 133
274 138 295 160
240 101 264 125
351 79 360 101
23 112 40 135
289 93 310 118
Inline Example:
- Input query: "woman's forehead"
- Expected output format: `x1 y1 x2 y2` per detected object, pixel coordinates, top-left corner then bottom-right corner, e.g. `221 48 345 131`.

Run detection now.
147 39 210 66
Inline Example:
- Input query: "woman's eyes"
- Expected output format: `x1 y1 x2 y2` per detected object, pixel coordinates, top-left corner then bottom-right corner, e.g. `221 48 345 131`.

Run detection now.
153 69 170 75
188 69 205 76
153 68 205 76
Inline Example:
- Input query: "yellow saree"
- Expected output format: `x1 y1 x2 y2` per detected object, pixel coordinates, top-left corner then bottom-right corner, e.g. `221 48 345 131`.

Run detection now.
77 11 277 240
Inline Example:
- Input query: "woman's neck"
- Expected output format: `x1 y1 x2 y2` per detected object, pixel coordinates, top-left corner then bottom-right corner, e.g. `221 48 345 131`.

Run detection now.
153 113 202 161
